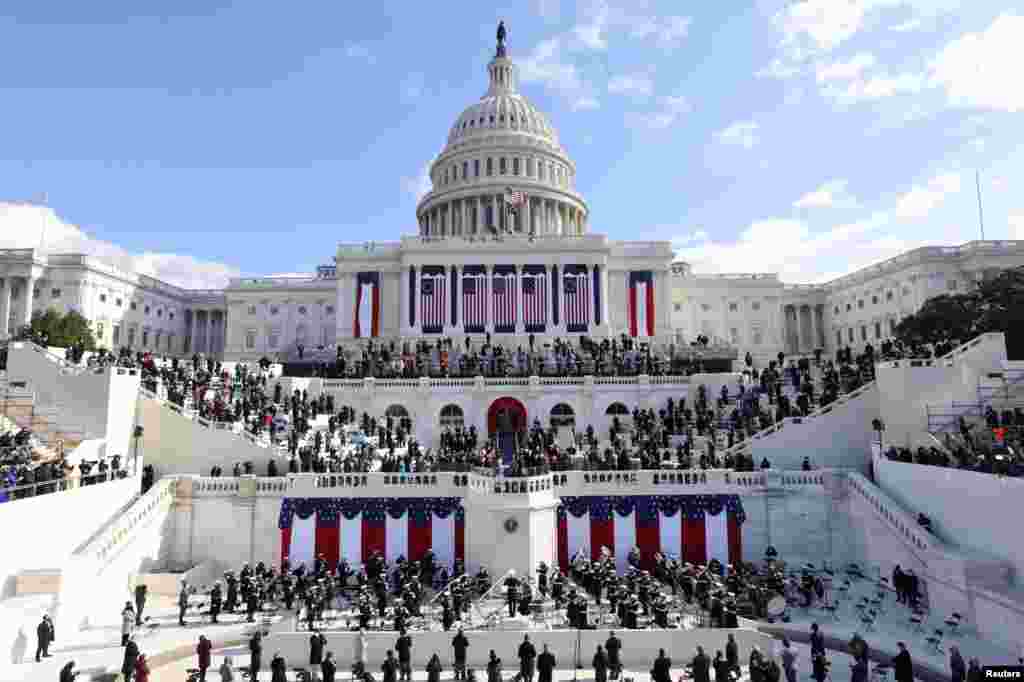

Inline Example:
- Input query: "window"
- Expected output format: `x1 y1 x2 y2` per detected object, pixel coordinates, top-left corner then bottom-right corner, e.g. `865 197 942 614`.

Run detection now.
50 288 61 298
874 322 882 338
486 158 493 176
846 304 852 312
298 305 307 315
113 325 121 345
860 326 867 341
948 280 958 291
386 404 410 419
848 328 854 343
128 327 136 346
155 331 162 348
268 329 279 349
99 294 107 303
131 301 138 311
902 286 910 296
729 303 738 312
474 159 480 177
142 329 149 347
325 305 335 316
890 319 897 334
144 305 151 314
116 298 123 307
499 158 507 174
157 309 163 317
729 327 739 344
463 161 468 179
701 303 711 312
871 296 878 305
245 329 256 350
527 158 534 177
169 312 175 321
513 158 520 175
167 334 174 351
751 301 760 311
539 163 545 181
96 323 105 341
270 305 279 316
886 291 893 301
753 328 763 345
858 300 864 309
248 305 257 315
550 403 575 428
321 326 332 346
439 404 464 429
673 303 682 312
605 403 629 416
836 331 842 346
834 306 840 315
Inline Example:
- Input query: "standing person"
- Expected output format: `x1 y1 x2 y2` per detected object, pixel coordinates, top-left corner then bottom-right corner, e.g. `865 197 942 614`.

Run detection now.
780 640 797 682
605 632 622 680
134 653 151 682
179 581 191 626
197 635 213 682
36 614 53 661
122 603 136 646
310 629 326 667
950 647 966 682
249 631 263 677
271 652 287 682
518 635 537 682
354 628 368 672
322 652 338 682
537 644 556 682
651 649 672 682
452 628 470 681
219 656 236 682
967 658 983 682
135 582 148 626
726 634 739 671
382 650 399 682
593 644 609 682
427 652 443 682
812 654 828 682
122 635 140 682
810 624 825 658
692 646 711 682
892 642 913 682
487 650 503 682
396 629 413 682
59 661 79 682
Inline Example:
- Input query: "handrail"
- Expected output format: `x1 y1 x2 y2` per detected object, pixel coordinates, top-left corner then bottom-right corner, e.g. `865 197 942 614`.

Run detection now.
10 340 92 376
74 477 176 564
939 332 1004 362
0 471 124 501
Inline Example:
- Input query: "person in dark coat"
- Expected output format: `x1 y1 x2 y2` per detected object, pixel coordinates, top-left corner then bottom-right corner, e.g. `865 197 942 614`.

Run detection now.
452 628 470 681
950 647 966 682
271 652 287 682
249 631 263 676
851 658 868 682
967 658 983 682
427 653 443 682
60 661 79 682
197 635 213 682
593 645 609 682
652 649 672 682
810 624 825 658
692 646 711 682
135 583 148 626
605 632 622 679
36 615 53 661
892 642 913 682
713 651 729 682
396 629 413 682
725 634 739 671
382 650 399 682
518 635 537 682
812 655 829 682
122 635 140 682
310 630 326 666
537 644 556 682
322 652 338 682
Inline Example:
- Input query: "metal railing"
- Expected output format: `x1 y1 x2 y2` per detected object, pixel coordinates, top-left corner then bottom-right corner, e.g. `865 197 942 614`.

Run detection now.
0 470 128 502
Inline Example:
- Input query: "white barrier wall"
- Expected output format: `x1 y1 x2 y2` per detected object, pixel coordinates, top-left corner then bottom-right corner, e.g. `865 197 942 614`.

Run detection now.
0 476 138 598
750 385 878 473
263 627 775 670
873 454 1024 585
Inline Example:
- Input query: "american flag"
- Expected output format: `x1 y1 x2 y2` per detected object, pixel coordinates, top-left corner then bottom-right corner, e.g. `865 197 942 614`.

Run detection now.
564 269 590 332
504 188 525 211
462 272 487 332
522 272 547 330
492 271 517 332
421 275 446 332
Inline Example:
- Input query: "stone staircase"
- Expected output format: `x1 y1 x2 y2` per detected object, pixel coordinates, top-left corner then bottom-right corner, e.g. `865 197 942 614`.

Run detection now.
0 380 86 451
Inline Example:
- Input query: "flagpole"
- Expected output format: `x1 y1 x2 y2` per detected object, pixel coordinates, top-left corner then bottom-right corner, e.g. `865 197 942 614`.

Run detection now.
975 170 986 241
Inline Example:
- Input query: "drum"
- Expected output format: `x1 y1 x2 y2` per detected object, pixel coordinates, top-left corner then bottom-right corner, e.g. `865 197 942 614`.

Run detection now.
766 596 787 618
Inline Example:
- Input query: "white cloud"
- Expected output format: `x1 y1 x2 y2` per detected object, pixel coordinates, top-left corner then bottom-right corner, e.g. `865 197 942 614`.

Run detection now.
893 172 962 220
628 96 690 130
630 16 692 49
608 73 654 97
519 37 600 110
890 18 922 32
0 202 240 290
572 2 611 50
1008 213 1024 240
716 121 760 149
815 53 876 82
401 161 433 201
794 179 858 209
930 13 1024 112
821 70 926 102
534 0 560 22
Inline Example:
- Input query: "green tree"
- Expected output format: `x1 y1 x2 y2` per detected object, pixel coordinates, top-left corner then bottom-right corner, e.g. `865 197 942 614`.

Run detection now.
25 308 97 350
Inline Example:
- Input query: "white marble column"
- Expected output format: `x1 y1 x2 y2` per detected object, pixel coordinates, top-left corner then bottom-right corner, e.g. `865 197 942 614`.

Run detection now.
400 267 410 334
658 270 672 339
525 196 532 234
486 266 494 332
0 278 11 339
515 268 524 333
21 277 35 329
599 265 610 333
455 266 463 331
338 274 354 339
555 265 565 333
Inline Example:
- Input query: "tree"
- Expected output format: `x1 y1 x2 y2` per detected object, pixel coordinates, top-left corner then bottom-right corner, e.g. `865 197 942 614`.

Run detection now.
22 308 97 351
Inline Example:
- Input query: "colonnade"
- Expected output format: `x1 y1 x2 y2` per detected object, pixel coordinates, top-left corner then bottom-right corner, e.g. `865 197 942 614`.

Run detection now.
418 195 586 238
0 275 35 339
186 309 226 355
781 303 824 355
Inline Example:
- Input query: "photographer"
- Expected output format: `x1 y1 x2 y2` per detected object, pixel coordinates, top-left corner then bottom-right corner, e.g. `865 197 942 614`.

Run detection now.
60 661 79 682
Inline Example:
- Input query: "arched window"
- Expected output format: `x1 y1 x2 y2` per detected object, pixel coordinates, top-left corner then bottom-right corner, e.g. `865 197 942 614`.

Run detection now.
550 403 575 428
486 158 493 176
385 405 409 420
439 404 464 429
605 403 629 416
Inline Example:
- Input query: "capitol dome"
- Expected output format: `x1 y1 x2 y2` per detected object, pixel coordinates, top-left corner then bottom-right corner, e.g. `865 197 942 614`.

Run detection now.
416 32 589 239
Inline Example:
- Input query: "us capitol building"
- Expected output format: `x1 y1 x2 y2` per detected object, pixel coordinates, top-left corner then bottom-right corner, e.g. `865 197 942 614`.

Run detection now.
1 34 1023 363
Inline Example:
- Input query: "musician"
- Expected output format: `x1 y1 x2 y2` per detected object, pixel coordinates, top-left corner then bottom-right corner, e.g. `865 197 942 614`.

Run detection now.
810 624 825 657
249 632 263 677
310 630 327 667
178 581 190 626
593 645 609 682
537 562 549 597
517 635 537 682
396 629 413 682
225 572 239 612
487 651 503 682
651 649 672 682
246 587 259 623
692 646 711 682
627 547 642 572
504 571 521 618
551 572 566 606
537 644 556 682
209 582 223 624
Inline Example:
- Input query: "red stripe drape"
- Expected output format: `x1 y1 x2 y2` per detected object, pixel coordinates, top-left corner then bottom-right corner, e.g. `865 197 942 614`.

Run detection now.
591 519 614 561
354 282 363 338
315 512 340 572
635 513 661 572
408 515 433 563
557 514 570 573
628 285 637 337
645 279 655 337
280 527 292 568
727 512 743 567
372 282 381 337
361 519 385 565
682 517 707 566
455 517 465 566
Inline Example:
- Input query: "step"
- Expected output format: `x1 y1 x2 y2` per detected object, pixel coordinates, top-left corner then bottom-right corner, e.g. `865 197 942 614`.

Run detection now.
15 569 63 595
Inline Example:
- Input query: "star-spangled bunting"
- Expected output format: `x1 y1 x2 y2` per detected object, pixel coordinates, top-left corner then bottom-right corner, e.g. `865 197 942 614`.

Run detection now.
279 497 464 529
557 495 745 525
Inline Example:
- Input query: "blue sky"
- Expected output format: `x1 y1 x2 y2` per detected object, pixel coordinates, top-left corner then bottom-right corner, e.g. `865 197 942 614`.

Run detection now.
0 0 1021 288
